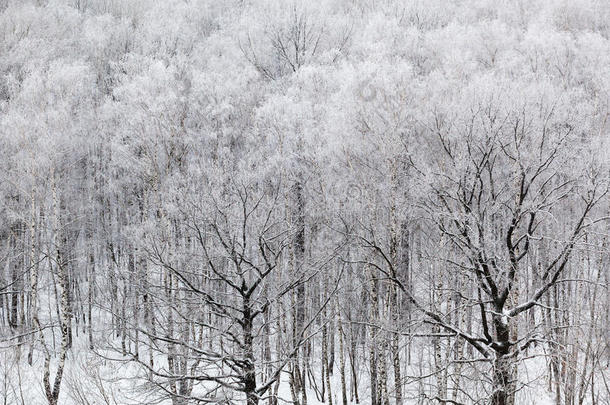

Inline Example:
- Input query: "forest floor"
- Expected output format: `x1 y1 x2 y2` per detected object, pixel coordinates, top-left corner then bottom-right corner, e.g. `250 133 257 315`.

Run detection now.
0 333 564 405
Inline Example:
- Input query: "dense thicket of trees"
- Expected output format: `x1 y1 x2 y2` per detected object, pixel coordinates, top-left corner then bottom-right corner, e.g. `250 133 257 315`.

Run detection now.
1 0 609 404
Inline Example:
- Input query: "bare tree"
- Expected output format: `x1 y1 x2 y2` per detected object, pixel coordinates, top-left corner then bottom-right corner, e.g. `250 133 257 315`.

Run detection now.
240 5 350 80
352 91 608 405
124 178 336 405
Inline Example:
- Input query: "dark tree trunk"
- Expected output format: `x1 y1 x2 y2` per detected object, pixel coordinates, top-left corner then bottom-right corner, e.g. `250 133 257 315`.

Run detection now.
243 297 258 405
492 354 511 405
492 313 512 405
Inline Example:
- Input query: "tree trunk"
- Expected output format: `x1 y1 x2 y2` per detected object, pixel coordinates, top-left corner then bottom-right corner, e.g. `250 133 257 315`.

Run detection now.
291 179 307 405
492 312 512 405
243 297 258 405
28 193 39 365
492 354 512 405
368 269 379 405
42 170 69 405
338 306 347 405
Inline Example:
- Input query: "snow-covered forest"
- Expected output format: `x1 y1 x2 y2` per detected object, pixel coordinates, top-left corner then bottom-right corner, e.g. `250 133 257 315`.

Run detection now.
0 0 609 404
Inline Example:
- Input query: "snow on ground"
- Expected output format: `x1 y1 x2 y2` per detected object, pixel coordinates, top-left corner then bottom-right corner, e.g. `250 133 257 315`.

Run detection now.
0 333 590 405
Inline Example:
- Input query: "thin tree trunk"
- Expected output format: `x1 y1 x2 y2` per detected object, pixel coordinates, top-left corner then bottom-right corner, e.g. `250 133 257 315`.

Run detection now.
28 192 38 366
293 179 307 404
322 277 333 405
87 250 94 350
368 268 379 405
42 170 70 405
337 301 347 405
